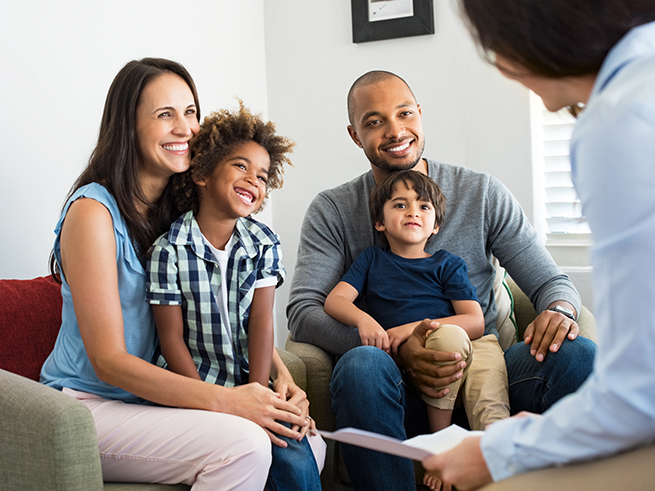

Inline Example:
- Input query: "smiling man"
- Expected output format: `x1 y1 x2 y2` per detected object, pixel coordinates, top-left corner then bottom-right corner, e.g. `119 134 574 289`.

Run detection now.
346 74 426 176
287 70 596 490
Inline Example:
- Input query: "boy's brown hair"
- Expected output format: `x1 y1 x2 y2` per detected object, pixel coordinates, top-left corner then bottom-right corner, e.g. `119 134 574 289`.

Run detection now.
369 170 446 239
173 100 294 214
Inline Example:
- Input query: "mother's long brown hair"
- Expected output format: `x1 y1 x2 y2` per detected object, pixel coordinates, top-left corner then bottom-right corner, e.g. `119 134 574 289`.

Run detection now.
50 58 200 278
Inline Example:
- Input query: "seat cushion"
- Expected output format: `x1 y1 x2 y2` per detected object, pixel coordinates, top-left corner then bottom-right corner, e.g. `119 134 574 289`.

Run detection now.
0 276 62 380
493 259 519 351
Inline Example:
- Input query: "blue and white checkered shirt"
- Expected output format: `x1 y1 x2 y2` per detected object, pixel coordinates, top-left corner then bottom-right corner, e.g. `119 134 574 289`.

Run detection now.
146 211 284 387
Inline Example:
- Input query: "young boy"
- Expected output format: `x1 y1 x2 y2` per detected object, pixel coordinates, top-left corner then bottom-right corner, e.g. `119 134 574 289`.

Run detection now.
146 102 323 491
324 170 509 489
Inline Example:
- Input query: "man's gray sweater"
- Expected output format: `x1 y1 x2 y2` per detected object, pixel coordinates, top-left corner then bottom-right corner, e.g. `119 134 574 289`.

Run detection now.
287 159 581 356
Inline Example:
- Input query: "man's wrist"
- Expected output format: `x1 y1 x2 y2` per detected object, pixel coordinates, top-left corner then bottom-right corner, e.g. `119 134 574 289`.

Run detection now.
546 301 578 320
549 304 576 320
394 336 414 367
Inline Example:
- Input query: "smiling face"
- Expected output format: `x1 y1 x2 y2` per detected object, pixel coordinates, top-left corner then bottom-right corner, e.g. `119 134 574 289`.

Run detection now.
195 140 271 223
375 182 438 257
348 76 425 181
135 72 200 184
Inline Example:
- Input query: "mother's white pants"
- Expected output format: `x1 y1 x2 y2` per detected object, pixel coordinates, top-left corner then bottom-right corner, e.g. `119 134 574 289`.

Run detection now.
64 388 271 490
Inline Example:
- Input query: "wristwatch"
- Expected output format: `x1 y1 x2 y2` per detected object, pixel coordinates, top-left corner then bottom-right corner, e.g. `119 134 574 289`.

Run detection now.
549 305 576 321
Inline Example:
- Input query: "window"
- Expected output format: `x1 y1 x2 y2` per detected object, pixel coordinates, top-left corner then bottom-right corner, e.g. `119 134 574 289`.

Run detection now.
531 93 592 266
531 94 592 238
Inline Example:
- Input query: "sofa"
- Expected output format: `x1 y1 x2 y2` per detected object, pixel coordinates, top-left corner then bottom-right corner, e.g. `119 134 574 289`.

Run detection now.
0 275 307 491
286 276 604 490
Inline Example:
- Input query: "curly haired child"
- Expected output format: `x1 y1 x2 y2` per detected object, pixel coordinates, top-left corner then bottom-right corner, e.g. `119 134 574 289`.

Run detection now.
146 101 324 491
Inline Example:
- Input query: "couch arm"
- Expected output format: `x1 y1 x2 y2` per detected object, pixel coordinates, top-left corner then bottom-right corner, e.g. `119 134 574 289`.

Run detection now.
275 347 307 392
508 278 597 343
285 336 337 432
0 369 103 490
575 305 597 343
480 443 655 491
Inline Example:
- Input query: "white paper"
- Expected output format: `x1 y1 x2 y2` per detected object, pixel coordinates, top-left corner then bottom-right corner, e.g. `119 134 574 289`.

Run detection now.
368 0 414 23
319 425 483 461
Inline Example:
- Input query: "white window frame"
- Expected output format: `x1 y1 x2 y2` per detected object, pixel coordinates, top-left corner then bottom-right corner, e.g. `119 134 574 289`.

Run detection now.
530 93 592 267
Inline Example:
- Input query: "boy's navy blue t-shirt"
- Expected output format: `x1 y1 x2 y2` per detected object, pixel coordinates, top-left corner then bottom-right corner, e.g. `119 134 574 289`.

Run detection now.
341 246 478 330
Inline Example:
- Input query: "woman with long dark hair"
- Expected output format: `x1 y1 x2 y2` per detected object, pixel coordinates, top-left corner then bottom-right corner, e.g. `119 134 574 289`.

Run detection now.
422 1 655 489
41 58 310 489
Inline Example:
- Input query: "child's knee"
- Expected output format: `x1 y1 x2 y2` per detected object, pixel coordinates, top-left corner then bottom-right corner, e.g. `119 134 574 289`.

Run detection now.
425 324 472 361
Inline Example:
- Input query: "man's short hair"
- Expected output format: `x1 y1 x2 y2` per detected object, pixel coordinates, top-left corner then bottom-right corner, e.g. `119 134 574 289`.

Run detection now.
369 170 447 231
347 70 417 125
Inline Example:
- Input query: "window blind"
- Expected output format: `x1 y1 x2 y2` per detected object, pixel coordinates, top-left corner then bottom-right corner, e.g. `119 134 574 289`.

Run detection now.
536 101 591 238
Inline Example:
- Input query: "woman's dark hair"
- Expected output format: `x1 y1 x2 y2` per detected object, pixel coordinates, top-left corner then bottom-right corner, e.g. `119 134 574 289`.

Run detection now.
369 170 446 244
50 58 200 278
173 100 294 215
459 0 655 77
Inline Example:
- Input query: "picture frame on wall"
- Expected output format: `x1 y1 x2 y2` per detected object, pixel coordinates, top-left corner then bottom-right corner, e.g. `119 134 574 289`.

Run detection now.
351 0 434 43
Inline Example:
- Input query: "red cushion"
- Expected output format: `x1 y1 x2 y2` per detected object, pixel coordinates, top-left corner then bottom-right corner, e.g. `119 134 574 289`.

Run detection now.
0 276 62 381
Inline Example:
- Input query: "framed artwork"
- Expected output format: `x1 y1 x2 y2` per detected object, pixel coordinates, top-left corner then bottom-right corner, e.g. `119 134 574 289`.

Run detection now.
351 0 434 43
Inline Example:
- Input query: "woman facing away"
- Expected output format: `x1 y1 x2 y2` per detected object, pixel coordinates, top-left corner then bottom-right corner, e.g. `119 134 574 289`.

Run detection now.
40 58 315 490
422 1 655 490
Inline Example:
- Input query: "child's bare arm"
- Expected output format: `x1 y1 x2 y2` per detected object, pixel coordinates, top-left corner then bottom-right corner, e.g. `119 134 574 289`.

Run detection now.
152 304 201 380
387 299 485 356
325 281 389 351
440 300 485 339
248 285 275 386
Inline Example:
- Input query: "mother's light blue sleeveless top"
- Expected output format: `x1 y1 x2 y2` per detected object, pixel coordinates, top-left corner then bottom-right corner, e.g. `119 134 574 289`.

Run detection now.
40 183 156 402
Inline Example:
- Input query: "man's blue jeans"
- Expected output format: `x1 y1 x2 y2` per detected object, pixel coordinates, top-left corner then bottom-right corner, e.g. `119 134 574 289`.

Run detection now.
267 422 321 491
330 337 596 490
504 337 596 414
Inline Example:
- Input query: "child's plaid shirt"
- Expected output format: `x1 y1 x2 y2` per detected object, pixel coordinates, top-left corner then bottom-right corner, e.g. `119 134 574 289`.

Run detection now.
146 211 284 387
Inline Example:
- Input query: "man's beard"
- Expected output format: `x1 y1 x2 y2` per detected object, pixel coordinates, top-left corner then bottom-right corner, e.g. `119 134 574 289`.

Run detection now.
364 138 425 173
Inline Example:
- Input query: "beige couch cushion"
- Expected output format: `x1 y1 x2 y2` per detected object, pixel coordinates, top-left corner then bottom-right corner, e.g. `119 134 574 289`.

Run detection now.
493 257 519 351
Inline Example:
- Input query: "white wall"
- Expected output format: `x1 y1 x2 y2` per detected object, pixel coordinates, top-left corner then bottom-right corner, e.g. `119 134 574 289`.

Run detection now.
0 1 590 348
0 0 270 280
263 0 536 333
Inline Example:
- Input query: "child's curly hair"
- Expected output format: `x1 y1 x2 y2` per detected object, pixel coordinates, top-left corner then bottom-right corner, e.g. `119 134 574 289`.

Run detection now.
173 100 294 214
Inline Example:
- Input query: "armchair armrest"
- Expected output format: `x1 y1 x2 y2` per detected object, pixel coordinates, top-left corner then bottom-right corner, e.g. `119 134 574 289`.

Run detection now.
480 443 655 491
507 277 597 343
275 347 307 392
0 352 303 491
575 306 597 343
285 336 337 432
0 369 103 490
